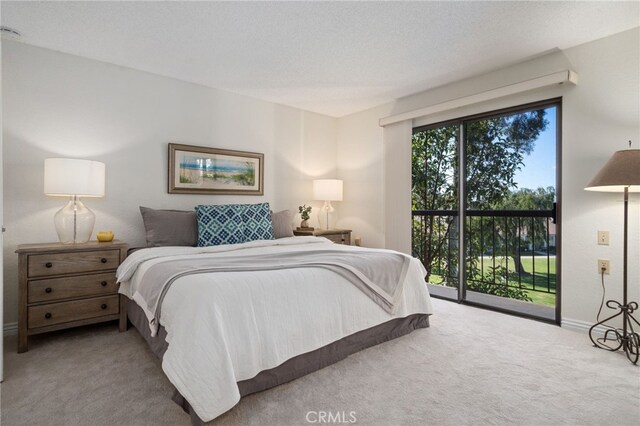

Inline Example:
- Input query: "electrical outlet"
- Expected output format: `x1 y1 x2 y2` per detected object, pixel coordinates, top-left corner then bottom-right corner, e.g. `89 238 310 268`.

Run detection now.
598 259 610 274
597 230 610 245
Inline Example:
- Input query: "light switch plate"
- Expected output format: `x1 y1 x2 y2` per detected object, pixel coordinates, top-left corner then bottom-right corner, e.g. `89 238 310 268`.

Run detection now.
597 230 609 245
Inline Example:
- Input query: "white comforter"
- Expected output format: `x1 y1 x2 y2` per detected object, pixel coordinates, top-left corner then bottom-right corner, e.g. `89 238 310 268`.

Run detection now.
117 237 433 422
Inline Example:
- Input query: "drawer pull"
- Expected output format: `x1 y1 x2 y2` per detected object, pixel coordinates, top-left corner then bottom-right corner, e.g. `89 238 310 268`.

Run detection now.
45 262 53 268
101 281 108 287
101 258 107 264
44 312 52 319
101 304 108 310
45 287 53 293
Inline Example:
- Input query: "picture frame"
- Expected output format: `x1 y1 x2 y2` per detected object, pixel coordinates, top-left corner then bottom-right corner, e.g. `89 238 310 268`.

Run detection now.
168 143 264 195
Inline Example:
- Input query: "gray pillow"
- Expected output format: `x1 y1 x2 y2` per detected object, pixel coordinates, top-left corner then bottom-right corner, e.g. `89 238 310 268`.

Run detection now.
271 210 294 238
139 206 198 247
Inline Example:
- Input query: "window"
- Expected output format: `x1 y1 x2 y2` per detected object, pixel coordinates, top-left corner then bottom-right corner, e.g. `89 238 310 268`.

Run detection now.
412 99 561 322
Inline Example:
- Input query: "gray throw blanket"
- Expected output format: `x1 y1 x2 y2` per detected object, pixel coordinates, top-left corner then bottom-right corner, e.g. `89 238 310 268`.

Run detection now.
136 249 411 329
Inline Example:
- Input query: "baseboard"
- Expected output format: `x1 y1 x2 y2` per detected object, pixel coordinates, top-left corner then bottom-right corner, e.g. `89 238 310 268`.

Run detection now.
3 322 18 336
562 317 608 337
0 318 619 337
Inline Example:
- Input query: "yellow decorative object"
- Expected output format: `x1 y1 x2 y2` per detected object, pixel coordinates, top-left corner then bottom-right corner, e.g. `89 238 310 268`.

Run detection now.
96 231 114 242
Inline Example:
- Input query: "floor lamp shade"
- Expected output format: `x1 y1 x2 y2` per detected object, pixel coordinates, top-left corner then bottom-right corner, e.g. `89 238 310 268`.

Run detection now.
313 179 343 230
44 158 106 244
584 149 640 192
584 148 640 364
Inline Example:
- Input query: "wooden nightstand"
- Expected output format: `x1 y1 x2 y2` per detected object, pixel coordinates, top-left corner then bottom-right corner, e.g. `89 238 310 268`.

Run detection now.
293 228 352 245
15 240 128 353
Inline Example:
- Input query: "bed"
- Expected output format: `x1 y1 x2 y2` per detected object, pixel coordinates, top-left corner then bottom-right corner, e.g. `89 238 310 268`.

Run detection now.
117 205 433 424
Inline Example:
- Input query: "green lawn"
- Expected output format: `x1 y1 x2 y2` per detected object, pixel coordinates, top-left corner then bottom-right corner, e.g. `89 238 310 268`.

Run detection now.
428 255 556 307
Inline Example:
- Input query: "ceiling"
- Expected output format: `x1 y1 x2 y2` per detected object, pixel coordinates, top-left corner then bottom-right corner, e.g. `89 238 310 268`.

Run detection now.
2 1 639 117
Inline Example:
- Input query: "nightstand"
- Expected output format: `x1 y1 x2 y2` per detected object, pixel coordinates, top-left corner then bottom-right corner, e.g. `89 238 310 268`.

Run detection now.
15 240 128 353
293 228 352 245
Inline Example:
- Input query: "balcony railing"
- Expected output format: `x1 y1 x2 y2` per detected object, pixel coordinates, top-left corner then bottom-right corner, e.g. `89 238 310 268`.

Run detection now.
412 208 556 304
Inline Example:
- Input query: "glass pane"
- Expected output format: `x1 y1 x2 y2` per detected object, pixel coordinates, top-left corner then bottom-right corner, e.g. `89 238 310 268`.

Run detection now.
411 124 459 298
464 106 557 318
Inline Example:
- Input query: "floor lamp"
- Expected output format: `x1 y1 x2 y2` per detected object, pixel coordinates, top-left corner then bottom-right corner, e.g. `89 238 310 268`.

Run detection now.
585 147 640 364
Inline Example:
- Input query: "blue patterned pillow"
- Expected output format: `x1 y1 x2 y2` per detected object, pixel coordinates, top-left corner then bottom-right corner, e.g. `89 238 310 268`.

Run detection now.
195 204 246 247
237 202 275 242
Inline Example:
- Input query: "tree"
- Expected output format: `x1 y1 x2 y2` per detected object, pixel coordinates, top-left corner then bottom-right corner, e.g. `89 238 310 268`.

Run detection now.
412 125 457 284
412 109 549 297
465 111 545 208
485 186 555 275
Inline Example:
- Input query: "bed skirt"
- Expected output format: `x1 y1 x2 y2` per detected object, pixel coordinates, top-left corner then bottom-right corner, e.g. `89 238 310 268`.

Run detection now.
127 300 430 425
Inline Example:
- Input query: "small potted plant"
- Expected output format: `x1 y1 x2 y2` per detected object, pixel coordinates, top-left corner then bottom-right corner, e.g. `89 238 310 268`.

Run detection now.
298 204 313 230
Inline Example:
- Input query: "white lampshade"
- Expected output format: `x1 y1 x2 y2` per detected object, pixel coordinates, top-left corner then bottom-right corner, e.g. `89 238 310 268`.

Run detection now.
44 158 106 197
313 179 343 201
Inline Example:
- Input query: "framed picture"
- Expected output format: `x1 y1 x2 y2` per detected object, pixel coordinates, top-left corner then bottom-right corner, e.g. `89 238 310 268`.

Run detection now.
168 143 264 195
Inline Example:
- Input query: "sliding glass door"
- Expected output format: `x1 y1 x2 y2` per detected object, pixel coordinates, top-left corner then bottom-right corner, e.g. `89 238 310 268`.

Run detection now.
412 100 560 323
412 123 459 301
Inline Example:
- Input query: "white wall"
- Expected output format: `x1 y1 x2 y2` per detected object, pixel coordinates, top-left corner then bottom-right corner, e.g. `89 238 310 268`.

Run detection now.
336 28 640 327
0 35 5 378
2 41 337 325
335 103 392 249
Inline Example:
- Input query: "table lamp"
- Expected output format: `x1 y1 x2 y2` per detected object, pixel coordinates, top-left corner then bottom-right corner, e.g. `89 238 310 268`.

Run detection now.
44 158 106 244
584 145 640 364
313 179 343 230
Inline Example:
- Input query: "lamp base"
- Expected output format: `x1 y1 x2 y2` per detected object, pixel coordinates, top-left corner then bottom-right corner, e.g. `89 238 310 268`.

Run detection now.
319 201 335 230
54 197 95 244
589 299 640 364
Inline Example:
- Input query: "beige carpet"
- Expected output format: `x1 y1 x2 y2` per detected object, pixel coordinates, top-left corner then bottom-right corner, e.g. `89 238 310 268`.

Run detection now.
2 298 639 426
